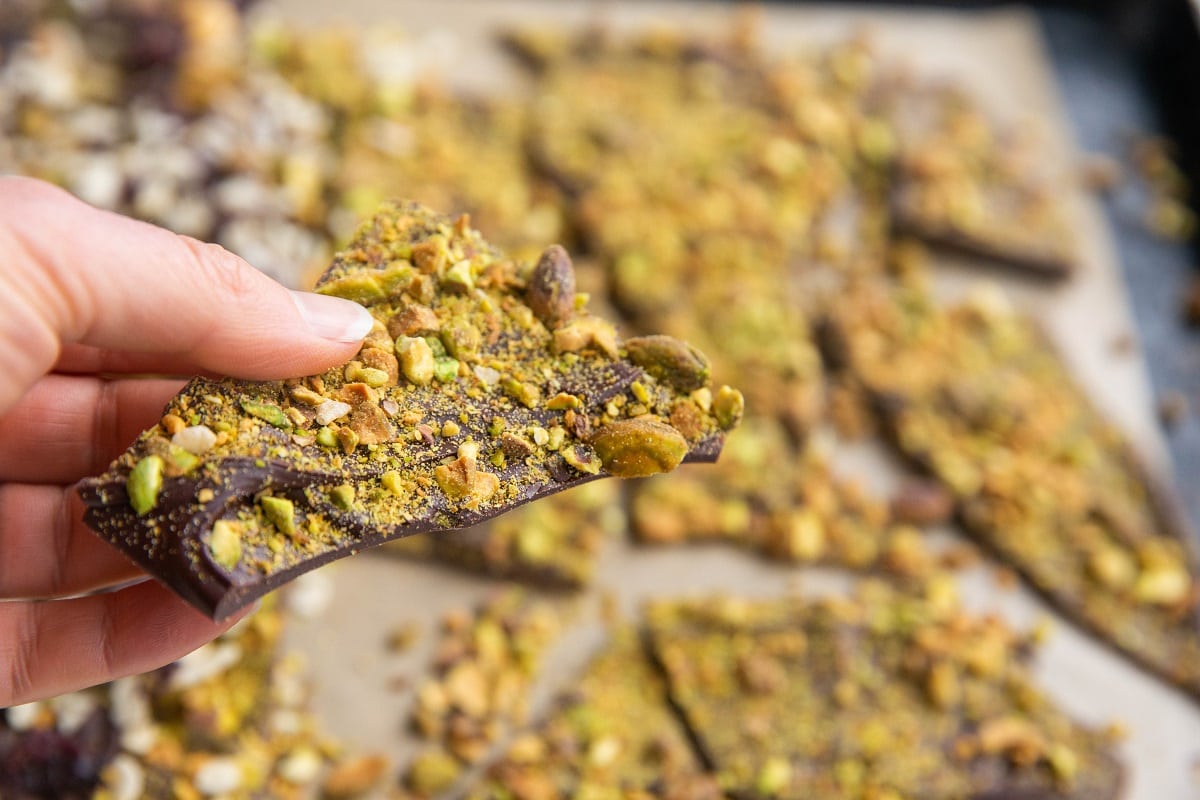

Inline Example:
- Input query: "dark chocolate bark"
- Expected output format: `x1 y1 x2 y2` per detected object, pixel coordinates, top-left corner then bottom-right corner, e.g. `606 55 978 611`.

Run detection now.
821 281 1200 703
646 589 1123 800
466 628 722 800
886 84 1076 279
403 591 565 795
78 202 741 619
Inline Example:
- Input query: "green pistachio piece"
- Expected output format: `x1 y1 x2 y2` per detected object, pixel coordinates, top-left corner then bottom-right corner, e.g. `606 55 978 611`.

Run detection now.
381 471 404 497
167 445 200 475
561 444 602 475
441 320 481 360
378 263 416 296
357 366 390 387
502 378 541 409
405 749 461 795
261 496 296 536
338 427 360 454
433 357 460 383
629 381 651 405
545 392 582 411
240 399 292 430
757 756 792 796
590 418 688 477
316 264 413 304
316 273 384 303
208 519 243 570
713 384 746 430
442 260 474 292
624 335 711 392
127 455 164 515
398 336 435 385
331 484 356 510
315 426 338 448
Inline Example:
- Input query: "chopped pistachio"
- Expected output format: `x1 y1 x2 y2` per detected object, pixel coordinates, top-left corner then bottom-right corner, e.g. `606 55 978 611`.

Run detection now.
442 260 474 292
314 400 353 427
441 320 481 360
590 418 688 477
545 392 582 411
397 336 435 385
713 385 745 430
208 520 242 570
552 316 618 359
331 484 356 511
290 385 326 406
127 456 165 515
624 335 711 392
337 427 360 454
315 426 338 448
502 378 541 409
240 399 292 430
261 496 297 536
561 444 602 475
315 273 384 303
757 756 792 796
382 471 405 497
433 356 460 383
434 456 500 505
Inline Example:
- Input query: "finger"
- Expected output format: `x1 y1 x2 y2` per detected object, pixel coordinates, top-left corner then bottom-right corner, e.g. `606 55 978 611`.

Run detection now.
0 177 373 413
53 343 218 378
0 375 185 484
0 484 146 599
0 580 251 707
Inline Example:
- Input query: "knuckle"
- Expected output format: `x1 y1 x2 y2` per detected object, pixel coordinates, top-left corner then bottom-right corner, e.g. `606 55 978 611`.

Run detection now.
1 605 39 706
96 600 120 679
181 237 260 303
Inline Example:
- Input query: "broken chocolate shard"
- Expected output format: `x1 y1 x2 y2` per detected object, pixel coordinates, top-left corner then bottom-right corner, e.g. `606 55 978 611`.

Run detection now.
888 85 1077 279
467 627 720 800
646 586 1124 800
823 281 1200 704
78 202 742 619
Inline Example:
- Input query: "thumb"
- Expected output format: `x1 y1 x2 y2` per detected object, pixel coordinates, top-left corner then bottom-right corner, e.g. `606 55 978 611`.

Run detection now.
0 177 372 411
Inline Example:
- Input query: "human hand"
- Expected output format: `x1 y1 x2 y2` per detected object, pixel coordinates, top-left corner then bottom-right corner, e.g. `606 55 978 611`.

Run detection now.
0 177 373 707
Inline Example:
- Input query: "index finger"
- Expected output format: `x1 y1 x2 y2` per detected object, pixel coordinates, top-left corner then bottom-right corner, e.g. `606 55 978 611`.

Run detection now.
0 177 372 412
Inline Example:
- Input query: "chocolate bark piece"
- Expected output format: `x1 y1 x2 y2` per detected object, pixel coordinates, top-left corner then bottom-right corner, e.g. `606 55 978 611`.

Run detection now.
384 481 620 588
78 202 741 619
645 586 1123 800
522 31 834 440
630 418 941 581
888 84 1076 278
467 628 722 800
822 281 1200 703
404 591 564 792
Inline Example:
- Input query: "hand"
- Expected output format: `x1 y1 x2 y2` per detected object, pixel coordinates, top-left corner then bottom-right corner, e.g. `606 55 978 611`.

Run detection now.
0 177 372 707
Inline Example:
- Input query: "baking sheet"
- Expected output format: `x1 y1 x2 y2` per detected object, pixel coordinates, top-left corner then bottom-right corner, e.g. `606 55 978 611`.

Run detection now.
265 3 1200 797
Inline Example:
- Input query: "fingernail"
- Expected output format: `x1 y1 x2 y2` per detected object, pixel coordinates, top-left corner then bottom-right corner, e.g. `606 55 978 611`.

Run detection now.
290 290 373 342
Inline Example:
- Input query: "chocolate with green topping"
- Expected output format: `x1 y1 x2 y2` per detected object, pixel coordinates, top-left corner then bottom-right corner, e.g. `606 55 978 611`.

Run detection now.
467 628 721 800
646 585 1123 800
822 281 1200 703
78 201 741 619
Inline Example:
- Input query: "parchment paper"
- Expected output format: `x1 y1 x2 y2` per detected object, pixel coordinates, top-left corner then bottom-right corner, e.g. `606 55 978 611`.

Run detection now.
269 4 1200 798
